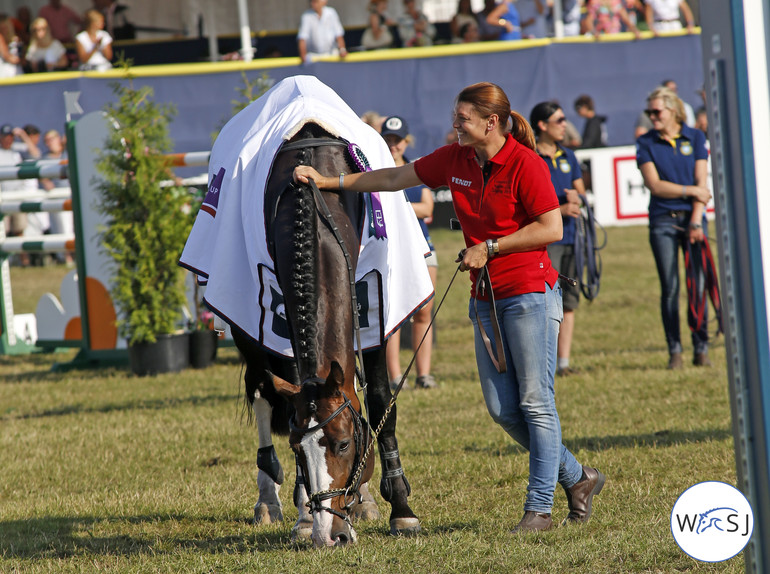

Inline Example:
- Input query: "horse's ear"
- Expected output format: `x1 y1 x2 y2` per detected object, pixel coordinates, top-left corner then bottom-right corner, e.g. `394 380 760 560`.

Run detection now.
325 361 345 391
270 371 301 399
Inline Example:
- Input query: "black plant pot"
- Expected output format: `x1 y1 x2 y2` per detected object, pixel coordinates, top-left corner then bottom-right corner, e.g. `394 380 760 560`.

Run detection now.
128 333 190 376
189 329 218 369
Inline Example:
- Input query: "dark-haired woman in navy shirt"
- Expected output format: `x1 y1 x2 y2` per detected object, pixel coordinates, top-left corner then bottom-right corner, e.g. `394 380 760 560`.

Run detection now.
531 101 585 377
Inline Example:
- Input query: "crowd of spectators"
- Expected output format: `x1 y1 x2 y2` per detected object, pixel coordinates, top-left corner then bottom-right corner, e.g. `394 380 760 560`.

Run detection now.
0 0 133 78
346 0 698 56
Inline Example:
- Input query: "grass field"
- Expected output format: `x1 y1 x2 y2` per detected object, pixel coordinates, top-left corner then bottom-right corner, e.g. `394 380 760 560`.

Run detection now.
0 224 741 573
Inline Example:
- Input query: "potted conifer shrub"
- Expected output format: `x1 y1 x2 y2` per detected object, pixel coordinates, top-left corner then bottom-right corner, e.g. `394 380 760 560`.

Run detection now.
95 69 193 376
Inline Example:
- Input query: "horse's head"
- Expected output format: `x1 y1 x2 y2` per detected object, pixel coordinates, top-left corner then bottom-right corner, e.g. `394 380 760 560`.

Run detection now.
272 362 374 547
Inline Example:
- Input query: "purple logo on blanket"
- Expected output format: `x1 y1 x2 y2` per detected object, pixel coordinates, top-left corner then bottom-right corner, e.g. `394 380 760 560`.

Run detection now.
201 167 225 218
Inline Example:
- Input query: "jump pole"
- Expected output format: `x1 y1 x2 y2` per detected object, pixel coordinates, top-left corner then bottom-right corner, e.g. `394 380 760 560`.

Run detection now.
0 166 75 355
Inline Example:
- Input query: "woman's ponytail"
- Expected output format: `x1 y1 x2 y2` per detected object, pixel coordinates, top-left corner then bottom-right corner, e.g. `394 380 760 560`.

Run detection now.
510 111 535 151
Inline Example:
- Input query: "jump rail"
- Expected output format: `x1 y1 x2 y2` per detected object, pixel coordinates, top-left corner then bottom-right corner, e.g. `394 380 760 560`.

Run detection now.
0 145 212 359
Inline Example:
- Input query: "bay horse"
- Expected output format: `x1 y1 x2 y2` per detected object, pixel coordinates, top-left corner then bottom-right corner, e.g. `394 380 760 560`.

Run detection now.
231 122 420 547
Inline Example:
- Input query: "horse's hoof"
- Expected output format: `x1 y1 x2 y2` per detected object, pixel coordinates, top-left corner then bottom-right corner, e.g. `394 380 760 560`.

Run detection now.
291 519 314 542
351 500 381 522
253 503 283 525
389 517 421 536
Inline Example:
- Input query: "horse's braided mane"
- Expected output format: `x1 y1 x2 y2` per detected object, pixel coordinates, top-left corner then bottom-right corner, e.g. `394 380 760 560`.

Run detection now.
291 146 319 369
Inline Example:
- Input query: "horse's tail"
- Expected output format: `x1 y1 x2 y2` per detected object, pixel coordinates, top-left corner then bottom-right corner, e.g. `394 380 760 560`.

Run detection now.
290 178 319 374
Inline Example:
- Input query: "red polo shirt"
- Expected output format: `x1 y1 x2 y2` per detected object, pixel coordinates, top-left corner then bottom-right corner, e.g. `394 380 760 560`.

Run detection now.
414 134 559 299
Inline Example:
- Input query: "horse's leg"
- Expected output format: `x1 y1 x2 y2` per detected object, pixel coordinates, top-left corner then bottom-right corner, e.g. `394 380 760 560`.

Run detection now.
291 467 314 542
253 393 284 524
351 482 381 523
363 348 421 535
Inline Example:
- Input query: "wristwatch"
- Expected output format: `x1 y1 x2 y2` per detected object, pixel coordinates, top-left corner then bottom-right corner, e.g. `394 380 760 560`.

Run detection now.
689 222 702 230
486 239 499 259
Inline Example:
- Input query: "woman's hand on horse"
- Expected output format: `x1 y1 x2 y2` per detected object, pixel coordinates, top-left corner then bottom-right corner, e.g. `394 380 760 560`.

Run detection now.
455 242 488 272
294 166 325 187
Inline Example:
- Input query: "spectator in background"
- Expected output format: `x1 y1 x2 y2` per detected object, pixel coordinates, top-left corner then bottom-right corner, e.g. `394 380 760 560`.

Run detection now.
297 0 347 62
398 0 436 47
75 9 113 71
0 16 23 77
486 0 522 41
40 129 75 265
15 6 32 46
574 94 607 148
476 0 504 40
380 115 439 391
531 101 586 376
458 20 480 42
694 106 708 136
12 124 42 159
636 86 712 369
25 17 68 72
518 0 547 39
634 108 653 138
662 78 695 126
450 0 477 42
548 0 583 37
92 0 134 40
360 110 386 132
563 117 582 148
38 0 81 44
361 0 394 50
583 0 640 39
645 0 695 35
0 124 37 265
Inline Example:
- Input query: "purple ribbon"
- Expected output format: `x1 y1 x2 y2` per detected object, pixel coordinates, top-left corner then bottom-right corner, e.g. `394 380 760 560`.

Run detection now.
370 192 387 239
348 142 387 239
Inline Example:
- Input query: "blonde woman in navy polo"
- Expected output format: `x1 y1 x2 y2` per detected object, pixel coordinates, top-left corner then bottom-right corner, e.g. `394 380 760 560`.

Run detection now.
531 101 586 377
294 82 605 534
636 86 712 369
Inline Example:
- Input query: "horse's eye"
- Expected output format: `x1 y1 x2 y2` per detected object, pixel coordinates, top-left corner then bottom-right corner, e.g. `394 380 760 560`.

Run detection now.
338 441 350 453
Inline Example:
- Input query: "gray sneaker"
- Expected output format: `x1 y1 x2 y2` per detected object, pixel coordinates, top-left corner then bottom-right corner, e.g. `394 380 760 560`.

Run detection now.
389 376 407 392
415 374 438 389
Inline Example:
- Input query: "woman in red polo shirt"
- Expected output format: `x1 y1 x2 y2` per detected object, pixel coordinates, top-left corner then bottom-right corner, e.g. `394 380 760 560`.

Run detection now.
294 82 605 533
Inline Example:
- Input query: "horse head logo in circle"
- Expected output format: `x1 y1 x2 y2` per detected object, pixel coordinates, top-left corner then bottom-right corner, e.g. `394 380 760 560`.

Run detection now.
696 507 739 534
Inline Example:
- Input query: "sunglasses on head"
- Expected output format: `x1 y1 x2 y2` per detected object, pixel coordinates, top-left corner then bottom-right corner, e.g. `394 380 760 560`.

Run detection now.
644 108 666 118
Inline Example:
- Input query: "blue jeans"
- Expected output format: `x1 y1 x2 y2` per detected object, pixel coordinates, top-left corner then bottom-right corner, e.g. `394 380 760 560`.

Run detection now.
649 213 708 355
468 282 583 514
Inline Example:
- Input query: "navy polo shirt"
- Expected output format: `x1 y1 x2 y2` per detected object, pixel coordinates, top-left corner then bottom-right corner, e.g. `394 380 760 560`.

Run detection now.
538 144 582 245
636 123 709 220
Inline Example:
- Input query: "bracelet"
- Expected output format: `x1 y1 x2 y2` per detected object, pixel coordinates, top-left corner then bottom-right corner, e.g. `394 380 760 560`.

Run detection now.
485 239 499 259
681 185 687 200
339 173 344 190
689 222 702 229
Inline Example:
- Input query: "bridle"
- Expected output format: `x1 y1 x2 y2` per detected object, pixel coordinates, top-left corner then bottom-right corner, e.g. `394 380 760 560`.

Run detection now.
275 135 372 522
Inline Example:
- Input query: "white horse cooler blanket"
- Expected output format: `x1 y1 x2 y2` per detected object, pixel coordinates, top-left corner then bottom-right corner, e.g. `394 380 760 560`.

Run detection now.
180 75 434 357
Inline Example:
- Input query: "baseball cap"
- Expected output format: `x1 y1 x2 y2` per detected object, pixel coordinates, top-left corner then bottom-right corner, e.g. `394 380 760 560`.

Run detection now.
0 124 13 136
381 116 409 139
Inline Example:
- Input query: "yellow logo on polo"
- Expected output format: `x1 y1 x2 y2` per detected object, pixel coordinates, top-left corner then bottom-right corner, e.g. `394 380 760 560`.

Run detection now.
680 142 693 156
559 159 571 173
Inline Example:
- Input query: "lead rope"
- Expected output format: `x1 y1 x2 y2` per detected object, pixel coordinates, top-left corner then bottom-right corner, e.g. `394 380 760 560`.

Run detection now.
307 264 462 507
